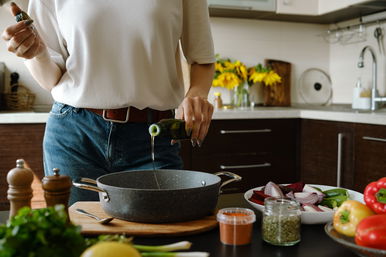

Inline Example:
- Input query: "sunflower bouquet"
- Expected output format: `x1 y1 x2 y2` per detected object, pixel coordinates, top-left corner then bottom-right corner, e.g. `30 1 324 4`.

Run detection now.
212 56 248 90
248 63 282 87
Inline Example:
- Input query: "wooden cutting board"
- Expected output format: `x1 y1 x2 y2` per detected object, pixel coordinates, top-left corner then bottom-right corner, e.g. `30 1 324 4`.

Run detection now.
69 202 218 236
263 59 292 106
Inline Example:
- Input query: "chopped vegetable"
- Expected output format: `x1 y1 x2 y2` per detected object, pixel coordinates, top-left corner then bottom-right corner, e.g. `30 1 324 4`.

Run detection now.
141 252 209 257
303 204 323 212
250 181 350 213
134 241 192 252
355 214 386 250
333 200 375 237
320 194 348 209
264 182 284 198
323 188 349 198
86 235 207 257
249 190 270 205
364 177 386 214
293 192 319 205
281 182 305 193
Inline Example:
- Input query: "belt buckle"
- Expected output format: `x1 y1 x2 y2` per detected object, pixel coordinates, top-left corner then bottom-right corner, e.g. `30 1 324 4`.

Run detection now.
102 108 130 123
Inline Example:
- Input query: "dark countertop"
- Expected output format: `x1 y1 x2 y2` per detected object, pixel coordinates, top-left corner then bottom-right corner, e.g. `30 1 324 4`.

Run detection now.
0 194 356 257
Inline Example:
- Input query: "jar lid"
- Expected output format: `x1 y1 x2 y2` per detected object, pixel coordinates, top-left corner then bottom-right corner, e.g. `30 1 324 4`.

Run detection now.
216 207 256 225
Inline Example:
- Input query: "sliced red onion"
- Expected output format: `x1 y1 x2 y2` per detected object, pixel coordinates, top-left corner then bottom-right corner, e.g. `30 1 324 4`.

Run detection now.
303 203 324 212
318 205 334 212
286 191 295 200
303 185 325 203
264 181 284 198
294 192 319 205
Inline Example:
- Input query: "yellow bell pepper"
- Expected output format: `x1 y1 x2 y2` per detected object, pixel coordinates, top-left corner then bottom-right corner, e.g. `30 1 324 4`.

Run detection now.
333 200 375 237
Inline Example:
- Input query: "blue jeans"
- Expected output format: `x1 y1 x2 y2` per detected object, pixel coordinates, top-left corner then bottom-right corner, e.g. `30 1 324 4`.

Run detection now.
43 102 183 205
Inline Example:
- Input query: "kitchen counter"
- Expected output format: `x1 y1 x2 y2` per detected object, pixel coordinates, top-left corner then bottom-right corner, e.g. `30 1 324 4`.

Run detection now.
1 104 386 125
0 193 356 257
132 193 356 257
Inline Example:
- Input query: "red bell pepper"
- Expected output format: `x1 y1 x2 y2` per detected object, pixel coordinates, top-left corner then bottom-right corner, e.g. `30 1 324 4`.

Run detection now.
364 177 386 214
355 214 386 250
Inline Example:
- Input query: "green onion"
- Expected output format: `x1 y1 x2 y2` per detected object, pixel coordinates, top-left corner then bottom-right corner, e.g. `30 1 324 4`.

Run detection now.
134 241 192 252
141 252 209 257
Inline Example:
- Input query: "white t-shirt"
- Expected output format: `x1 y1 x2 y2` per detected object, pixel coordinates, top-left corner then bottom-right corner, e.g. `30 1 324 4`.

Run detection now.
26 0 215 110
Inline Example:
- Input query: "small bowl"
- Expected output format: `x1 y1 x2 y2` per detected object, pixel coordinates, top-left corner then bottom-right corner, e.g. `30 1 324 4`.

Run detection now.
325 222 386 257
244 184 364 224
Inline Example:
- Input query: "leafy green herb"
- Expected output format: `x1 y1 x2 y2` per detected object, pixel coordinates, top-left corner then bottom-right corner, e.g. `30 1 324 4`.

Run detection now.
0 205 86 257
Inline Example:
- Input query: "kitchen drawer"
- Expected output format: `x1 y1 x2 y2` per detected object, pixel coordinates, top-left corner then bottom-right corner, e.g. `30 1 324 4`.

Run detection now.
354 123 386 191
191 152 297 193
194 119 298 155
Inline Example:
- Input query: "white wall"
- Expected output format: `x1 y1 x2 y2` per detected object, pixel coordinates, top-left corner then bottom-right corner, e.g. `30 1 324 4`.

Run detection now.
329 21 386 103
209 17 330 104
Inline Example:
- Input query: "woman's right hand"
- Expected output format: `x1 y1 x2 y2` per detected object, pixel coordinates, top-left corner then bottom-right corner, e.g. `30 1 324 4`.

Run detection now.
1 2 47 59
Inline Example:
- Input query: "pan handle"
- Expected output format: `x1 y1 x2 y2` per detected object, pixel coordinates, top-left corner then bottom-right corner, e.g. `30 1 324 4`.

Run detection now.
72 179 110 202
214 171 242 190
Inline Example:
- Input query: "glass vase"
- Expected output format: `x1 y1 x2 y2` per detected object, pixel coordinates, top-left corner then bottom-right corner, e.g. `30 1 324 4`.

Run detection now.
232 82 250 108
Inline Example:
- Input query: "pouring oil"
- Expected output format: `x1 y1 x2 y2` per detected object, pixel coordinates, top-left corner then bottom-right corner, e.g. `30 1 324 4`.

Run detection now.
148 119 191 190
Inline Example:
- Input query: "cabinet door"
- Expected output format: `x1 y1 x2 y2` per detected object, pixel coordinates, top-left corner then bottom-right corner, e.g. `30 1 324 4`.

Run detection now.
0 124 45 210
354 123 386 192
183 119 299 193
208 0 276 11
276 0 318 15
300 119 354 188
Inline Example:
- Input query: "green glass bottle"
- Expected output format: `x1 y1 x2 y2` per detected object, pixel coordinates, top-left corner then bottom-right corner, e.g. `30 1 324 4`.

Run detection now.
148 119 190 140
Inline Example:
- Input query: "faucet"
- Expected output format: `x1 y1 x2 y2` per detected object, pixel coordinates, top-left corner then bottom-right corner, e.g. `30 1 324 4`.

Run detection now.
357 45 386 111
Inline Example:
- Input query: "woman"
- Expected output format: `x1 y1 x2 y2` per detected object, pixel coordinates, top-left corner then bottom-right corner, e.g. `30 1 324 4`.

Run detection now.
2 1 215 204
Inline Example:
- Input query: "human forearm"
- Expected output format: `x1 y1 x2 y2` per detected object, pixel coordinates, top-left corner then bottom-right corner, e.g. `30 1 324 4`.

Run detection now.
185 63 214 98
176 62 214 146
24 49 63 91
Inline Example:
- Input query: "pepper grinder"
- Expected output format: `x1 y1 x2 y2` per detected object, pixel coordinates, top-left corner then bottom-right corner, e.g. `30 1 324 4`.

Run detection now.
7 159 34 218
42 168 72 213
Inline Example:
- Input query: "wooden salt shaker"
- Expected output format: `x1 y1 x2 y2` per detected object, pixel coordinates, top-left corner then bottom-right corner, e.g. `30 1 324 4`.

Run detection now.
7 159 34 218
42 168 72 212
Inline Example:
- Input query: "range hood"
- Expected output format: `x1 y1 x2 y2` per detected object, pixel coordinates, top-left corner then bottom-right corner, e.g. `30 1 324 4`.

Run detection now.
209 0 386 24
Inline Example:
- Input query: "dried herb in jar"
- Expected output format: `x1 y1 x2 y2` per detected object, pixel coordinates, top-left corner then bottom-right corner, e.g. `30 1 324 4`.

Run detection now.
262 197 301 246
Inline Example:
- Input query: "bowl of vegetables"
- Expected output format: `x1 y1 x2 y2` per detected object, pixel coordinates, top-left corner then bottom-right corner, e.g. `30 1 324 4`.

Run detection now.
325 222 386 257
244 182 364 224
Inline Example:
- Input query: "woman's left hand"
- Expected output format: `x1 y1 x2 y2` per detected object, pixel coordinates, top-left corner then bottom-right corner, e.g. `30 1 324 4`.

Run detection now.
175 95 214 147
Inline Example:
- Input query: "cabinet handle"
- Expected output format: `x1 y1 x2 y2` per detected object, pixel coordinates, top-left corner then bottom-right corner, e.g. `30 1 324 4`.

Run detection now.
220 163 271 170
220 129 271 134
209 4 253 10
362 136 386 143
336 133 344 188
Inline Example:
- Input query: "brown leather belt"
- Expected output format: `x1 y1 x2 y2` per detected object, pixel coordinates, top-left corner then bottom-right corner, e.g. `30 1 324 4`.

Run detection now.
85 107 173 123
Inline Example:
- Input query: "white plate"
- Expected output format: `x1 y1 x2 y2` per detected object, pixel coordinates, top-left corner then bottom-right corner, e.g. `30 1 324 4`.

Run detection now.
244 184 364 224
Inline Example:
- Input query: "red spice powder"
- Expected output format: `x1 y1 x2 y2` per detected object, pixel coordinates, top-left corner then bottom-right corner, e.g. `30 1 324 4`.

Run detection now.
219 212 254 245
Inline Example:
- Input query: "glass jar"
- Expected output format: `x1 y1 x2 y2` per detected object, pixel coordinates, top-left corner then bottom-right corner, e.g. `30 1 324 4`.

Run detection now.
232 82 250 108
217 207 256 245
262 197 301 246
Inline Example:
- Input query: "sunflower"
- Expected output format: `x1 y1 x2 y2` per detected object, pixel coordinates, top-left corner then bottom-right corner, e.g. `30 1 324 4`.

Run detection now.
212 55 247 90
248 64 281 87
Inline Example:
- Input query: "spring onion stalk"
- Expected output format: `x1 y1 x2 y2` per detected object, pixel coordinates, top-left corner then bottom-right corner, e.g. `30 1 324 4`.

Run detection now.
141 252 210 257
134 241 192 252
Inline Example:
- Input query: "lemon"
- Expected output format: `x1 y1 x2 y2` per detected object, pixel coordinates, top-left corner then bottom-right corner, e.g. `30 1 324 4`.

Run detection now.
81 242 141 257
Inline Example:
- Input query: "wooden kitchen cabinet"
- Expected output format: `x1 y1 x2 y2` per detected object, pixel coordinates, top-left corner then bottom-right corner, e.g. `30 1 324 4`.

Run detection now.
208 0 276 11
276 0 318 15
354 123 386 192
299 119 355 189
0 124 45 211
300 119 386 193
181 119 300 193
